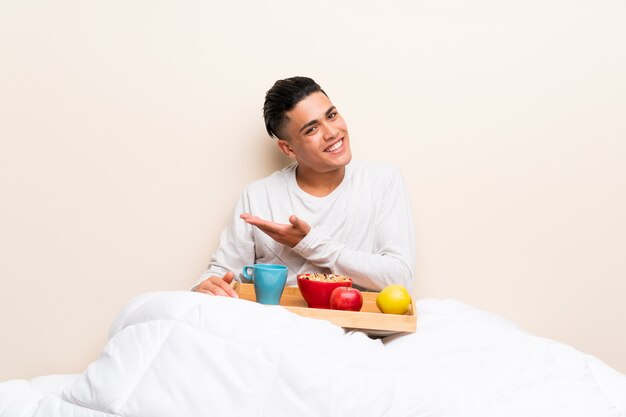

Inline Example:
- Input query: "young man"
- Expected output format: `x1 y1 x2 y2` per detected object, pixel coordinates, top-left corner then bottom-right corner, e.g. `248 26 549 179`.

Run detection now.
193 77 416 296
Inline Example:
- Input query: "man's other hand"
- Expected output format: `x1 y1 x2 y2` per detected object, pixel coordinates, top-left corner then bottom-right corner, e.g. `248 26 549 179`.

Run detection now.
193 271 239 297
240 213 310 248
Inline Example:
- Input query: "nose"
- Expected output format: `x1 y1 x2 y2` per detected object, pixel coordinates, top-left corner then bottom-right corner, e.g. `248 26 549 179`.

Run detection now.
322 122 338 141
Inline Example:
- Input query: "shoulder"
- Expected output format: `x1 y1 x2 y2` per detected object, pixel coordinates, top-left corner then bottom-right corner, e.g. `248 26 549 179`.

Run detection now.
242 163 296 196
348 160 403 183
346 160 408 200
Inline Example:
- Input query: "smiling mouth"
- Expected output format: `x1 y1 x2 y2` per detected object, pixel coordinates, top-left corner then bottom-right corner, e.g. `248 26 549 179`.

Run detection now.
324 139 343 153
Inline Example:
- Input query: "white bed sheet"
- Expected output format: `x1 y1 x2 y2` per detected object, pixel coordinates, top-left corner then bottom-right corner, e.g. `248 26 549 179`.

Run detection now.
0 292 624 417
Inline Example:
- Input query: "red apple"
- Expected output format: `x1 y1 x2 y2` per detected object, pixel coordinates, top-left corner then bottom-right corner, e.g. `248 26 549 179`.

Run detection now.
329 286 363 311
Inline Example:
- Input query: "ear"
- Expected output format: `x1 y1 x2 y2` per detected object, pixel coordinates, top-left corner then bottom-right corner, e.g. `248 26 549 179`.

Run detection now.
277 139 296 158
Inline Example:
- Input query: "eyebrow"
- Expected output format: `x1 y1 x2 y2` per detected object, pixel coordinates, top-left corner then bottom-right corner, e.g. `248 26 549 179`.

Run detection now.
298 106 337 134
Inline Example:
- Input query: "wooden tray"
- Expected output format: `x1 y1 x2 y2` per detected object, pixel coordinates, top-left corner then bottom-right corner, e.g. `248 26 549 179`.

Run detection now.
233 282 416 336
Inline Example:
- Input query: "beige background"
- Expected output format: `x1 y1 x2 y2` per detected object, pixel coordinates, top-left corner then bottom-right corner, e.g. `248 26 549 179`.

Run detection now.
1 0 625 380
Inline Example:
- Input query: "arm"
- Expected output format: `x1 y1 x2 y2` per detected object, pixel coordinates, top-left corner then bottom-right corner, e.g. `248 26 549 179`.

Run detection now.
241 168 416 291
193 192 256 296
291 170 416 291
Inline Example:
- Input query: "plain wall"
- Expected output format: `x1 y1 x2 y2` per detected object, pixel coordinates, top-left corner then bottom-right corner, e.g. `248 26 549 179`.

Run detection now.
1 0 625 380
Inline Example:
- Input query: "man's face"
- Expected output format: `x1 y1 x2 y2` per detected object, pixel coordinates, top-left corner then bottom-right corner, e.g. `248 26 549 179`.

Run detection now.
277 92 352 175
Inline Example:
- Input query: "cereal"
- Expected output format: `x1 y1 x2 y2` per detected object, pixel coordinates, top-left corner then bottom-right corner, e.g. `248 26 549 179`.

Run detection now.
299 273 351 282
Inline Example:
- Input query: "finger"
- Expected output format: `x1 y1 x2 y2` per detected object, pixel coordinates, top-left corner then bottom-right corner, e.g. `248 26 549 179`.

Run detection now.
222 272 240 298
242 215 283 233
289 215 305 229
240 213 271 225
289 215 311 233
222 271 235 283
208 285 230 297
240 214 265 225
214 278 239 298
195 288 215 296
197 280 230 297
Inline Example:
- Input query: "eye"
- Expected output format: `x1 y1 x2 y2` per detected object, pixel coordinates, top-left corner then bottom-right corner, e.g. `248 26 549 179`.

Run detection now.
305 126 318 135
328 111 338 120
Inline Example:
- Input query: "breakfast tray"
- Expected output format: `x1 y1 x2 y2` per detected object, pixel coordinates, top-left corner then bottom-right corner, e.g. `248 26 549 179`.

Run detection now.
233 282 417 336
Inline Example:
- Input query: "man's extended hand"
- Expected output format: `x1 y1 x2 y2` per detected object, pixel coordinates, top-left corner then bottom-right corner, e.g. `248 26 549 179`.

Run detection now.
240 213 311 248
193 271 239 297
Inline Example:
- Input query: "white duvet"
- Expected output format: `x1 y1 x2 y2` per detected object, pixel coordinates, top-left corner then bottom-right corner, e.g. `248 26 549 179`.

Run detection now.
1 291 625 416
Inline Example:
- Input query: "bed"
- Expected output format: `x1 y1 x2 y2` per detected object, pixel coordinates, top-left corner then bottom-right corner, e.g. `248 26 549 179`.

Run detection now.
1 291 625 416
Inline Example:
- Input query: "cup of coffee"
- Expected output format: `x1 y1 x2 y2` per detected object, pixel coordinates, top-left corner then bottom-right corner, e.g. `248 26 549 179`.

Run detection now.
242 264 288 305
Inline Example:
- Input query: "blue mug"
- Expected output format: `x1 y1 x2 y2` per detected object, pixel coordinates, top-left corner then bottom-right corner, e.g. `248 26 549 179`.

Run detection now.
242 264 288 305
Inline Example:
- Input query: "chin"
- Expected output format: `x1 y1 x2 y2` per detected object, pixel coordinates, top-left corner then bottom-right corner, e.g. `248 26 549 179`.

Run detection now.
327 153 351 169
339 150 352 166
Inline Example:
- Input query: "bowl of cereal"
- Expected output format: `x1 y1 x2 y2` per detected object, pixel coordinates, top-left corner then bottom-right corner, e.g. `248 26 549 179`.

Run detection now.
297 273 353 309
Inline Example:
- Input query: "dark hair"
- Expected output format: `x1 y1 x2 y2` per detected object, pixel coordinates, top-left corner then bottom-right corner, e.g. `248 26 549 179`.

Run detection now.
263 76 327 139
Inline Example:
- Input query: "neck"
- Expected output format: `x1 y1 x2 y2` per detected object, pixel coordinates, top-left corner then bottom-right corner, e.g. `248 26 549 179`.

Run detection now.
295 165 346 197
